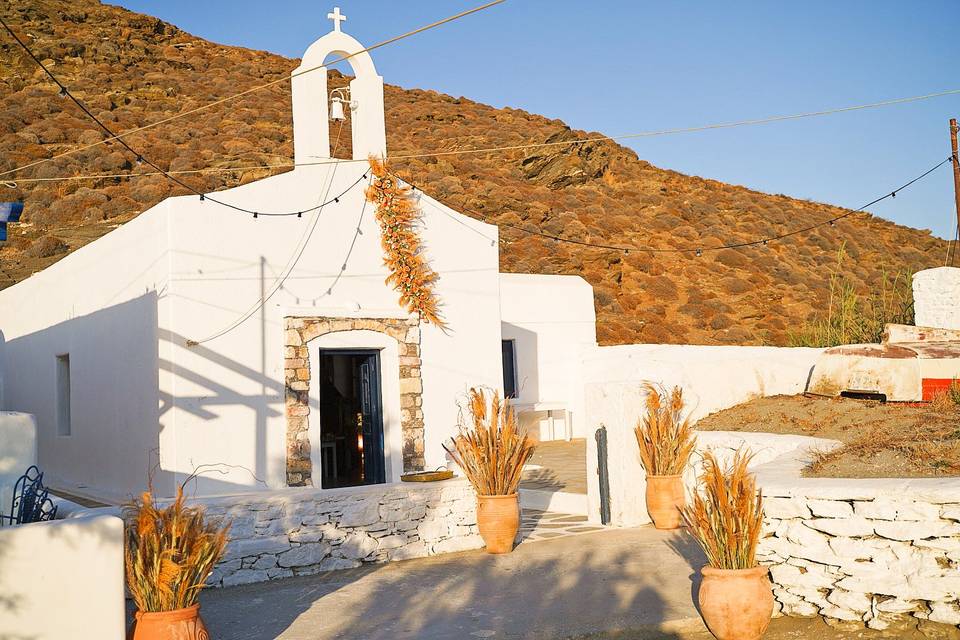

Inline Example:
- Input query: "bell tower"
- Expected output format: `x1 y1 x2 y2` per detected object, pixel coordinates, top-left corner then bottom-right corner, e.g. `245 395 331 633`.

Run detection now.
291 7 387 163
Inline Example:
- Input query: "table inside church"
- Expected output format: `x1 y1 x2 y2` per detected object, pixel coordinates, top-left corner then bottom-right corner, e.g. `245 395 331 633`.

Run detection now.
508 400 572 441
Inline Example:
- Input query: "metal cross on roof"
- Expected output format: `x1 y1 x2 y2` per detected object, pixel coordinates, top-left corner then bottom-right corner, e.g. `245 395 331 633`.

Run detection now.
327 7 347 32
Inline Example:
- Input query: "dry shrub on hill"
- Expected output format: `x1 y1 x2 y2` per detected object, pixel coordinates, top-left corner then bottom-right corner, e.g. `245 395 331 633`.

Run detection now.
0 0 950 345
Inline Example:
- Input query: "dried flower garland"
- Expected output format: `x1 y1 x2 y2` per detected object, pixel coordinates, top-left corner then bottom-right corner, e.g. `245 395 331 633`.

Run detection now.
366 156 446 327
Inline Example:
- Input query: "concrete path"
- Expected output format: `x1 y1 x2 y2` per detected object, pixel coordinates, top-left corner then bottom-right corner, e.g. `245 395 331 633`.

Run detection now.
200 526 708 640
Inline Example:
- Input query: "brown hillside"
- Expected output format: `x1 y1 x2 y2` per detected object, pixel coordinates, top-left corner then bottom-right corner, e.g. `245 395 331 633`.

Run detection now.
0 0 949 345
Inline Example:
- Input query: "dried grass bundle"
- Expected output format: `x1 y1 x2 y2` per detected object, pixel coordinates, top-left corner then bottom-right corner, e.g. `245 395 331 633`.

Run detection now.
444 388 536 496
366 156 446 328
682 450 764 570
635 384 696 476
123 486 229 612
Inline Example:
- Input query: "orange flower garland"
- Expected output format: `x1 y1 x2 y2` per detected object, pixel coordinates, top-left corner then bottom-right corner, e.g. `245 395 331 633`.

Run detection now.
366 157 446 328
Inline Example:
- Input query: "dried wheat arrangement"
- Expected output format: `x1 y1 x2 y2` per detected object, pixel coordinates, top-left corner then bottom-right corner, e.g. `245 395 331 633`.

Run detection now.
682 449 764 570
123 486 230 612
366 156 446 328
634 383 696 476
444 387 536 496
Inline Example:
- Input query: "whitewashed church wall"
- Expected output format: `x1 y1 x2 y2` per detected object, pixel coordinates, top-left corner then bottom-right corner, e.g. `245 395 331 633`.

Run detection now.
0 411 37 510
581 344 823 525
187 479 481 587
413 191 503 472
499 273 597 440
161 166 501 495
0 204 173 502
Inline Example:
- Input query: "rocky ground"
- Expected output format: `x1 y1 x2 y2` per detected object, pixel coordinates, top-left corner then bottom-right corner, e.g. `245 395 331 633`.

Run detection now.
696 394 960 478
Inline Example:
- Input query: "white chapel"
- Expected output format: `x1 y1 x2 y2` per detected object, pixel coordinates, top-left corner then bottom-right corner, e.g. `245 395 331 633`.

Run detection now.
0 9 597 502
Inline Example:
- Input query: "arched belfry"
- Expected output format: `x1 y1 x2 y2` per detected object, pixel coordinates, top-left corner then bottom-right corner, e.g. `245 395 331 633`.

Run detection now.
291 7 387 163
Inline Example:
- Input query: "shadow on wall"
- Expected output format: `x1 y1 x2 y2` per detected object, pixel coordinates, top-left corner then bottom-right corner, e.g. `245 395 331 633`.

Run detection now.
199 532 706 640
0 291 321 501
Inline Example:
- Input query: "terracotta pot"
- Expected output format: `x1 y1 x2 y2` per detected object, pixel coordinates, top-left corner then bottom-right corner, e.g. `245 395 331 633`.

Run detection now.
698 565 773 640
645 474 684 529
476 493 520 554
128 604 209 640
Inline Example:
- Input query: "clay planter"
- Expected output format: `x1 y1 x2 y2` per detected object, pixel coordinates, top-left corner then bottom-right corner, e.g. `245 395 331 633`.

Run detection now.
476 493 520 554
128 604 209 640
645 474 685 529
698 565 773 640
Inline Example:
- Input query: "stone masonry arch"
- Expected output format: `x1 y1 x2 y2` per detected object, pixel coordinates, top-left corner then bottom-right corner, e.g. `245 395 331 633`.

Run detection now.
284 316 424 487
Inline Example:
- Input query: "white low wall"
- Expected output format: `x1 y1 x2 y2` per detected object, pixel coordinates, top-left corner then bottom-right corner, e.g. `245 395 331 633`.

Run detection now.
183 479 482 587
0 411 37 511
0 514 125 639
582 344 822 525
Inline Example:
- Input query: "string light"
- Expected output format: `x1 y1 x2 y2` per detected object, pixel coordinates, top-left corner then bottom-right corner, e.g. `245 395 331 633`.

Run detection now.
401 155 951 257
0 15 369 219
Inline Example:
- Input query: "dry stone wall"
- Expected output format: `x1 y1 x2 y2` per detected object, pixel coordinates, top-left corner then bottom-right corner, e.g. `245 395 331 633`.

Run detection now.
202 480 481 587
759 493 960 630
697 432 960 632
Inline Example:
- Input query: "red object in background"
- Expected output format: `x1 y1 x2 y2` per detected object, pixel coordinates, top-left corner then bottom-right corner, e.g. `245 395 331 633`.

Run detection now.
922 378 958 401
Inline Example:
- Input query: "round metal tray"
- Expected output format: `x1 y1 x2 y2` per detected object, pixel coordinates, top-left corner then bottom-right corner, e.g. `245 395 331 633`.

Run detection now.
400 470 454 483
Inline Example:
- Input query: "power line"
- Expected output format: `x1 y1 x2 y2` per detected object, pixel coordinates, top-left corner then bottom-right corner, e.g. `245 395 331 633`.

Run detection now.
390 90 960 162
0 14 372 217
188 124 358 346
4 89 960 189
404 155 954 255
0 0 506 180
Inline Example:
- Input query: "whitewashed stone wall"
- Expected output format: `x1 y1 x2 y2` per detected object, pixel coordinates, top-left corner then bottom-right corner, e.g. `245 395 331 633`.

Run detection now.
700 432 960 631
201 479 482 587
759 492 960 630
913 266 960 330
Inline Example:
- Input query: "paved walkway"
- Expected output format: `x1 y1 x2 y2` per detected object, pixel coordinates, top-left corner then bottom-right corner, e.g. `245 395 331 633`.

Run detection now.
521 438 587 494
200 527 707 640
518 509 605 543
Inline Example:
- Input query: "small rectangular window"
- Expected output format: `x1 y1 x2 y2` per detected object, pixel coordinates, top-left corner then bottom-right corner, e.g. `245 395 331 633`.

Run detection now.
501 340 518 399
56 354 71 436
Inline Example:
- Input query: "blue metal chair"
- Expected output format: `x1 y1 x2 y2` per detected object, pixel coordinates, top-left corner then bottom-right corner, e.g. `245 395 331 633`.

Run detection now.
1 465 58 526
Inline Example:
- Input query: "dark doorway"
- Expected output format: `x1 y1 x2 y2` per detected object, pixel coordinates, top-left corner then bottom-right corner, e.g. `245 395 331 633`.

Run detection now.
317 349 385 488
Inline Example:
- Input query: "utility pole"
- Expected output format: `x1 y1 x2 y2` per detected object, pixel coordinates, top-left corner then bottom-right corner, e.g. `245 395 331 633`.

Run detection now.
951 118 960 264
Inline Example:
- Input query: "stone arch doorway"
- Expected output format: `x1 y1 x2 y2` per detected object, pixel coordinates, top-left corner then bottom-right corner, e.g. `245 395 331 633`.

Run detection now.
285 317 424 487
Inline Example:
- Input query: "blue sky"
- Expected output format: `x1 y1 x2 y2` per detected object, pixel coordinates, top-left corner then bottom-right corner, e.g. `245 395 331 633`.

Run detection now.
115 1 960 239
